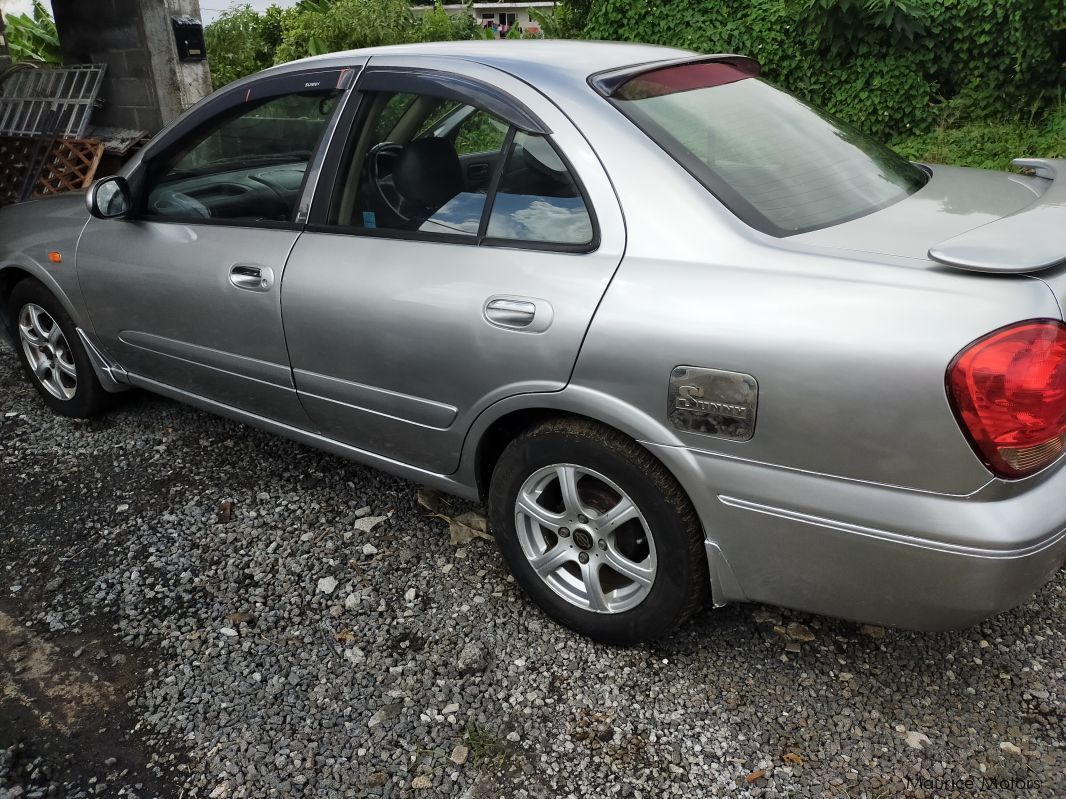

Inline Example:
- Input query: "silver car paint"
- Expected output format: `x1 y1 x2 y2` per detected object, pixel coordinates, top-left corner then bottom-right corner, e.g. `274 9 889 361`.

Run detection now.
283 54 626 473
76 220 314 428
928 160 1066 273
0 194 91 331
1 41 1063 632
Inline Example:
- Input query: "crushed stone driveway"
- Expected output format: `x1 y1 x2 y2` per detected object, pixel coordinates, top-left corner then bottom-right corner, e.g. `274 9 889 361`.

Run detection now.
0 338 1063 799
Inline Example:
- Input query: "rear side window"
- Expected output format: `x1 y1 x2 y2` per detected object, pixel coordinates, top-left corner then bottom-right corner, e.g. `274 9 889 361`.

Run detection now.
486 132 594 246
607 62 928 236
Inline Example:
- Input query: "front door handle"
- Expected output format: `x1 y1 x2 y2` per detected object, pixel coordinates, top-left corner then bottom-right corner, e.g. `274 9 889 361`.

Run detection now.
229 263 274 292
483 295 553 333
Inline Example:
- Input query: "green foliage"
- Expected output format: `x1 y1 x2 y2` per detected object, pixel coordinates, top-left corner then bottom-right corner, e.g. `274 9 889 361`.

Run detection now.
530 2 593 39
463 721 503 763
273 0 419 63
204 3 284 89
418 1 458 44
582 0 1064 142
894 103 1066 170
802 0 930 57
205 0 489 87
3 0 60 64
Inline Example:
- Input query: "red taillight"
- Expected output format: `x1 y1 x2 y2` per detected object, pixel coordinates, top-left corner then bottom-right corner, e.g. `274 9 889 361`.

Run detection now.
948 320 1066 479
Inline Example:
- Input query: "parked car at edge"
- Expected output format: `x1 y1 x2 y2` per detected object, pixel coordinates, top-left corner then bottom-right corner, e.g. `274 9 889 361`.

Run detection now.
2 42 1064 644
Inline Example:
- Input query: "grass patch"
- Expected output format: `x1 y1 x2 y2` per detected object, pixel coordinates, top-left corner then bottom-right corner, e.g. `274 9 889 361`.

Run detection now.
464 720 504 763
893 104 1066 170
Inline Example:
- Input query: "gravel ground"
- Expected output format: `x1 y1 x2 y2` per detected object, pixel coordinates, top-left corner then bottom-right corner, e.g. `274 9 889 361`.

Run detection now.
1 336 1064 799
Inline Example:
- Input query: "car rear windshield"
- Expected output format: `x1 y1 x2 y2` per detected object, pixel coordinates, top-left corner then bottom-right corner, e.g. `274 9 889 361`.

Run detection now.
607 62 928 236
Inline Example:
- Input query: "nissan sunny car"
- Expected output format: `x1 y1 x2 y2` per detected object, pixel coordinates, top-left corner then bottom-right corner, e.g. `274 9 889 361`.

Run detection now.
2 41 1064 644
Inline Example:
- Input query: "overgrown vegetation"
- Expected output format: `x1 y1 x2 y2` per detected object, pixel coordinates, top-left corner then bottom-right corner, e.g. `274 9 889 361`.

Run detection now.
583 0 1063 142
203 0 1065 168
894 102 1066 170
2 0 61 64
204 0 481 89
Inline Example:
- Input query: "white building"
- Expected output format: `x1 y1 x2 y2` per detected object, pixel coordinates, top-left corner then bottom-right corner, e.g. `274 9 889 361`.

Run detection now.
414 2 558 36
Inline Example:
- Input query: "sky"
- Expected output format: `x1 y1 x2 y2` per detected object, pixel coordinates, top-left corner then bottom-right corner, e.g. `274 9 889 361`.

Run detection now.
0 0 302 25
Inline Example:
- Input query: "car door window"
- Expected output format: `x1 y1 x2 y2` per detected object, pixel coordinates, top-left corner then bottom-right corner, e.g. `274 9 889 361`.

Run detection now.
330 91 510 237
144 89 340 224
484 131 594 246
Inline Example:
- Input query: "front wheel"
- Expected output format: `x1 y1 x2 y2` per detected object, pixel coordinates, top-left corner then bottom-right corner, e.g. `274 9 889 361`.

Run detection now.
8 279 112 418
488 419 708 645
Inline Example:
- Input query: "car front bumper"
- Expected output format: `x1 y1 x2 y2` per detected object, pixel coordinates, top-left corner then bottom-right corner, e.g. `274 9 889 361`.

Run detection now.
645 442 1066 631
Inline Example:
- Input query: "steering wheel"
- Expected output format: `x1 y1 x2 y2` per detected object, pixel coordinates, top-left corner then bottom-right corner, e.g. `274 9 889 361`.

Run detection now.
367 141 409 221
149 190 211 219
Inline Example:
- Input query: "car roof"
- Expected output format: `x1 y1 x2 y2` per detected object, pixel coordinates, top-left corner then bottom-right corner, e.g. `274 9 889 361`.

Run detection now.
266 40 696 92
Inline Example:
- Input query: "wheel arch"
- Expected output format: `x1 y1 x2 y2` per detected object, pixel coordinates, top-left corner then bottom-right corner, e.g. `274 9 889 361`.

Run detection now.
465 386 691 502
463 387 750 607
0 263 82 341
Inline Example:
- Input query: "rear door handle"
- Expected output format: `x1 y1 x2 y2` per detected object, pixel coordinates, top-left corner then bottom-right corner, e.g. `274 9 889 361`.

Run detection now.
484 296 553 333
229 263 274 292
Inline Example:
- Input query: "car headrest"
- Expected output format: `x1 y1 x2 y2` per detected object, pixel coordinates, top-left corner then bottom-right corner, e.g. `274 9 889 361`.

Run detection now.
393 137 463 210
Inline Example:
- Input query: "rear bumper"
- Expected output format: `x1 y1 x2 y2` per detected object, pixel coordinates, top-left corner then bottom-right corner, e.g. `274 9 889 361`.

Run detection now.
646 443 1066 630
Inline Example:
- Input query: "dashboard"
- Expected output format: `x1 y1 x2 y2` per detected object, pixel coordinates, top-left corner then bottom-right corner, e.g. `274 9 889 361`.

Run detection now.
145 161 308 223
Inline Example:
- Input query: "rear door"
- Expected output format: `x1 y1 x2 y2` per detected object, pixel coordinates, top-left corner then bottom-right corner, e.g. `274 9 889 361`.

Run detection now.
281 56 626 473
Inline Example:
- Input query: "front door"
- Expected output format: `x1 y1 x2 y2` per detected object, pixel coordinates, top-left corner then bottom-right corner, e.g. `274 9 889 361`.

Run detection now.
78 68 355 426
281 57 626 473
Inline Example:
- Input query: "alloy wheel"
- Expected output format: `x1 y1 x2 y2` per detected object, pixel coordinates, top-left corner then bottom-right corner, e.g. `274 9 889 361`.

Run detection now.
18 303 77 400
514 463 657 613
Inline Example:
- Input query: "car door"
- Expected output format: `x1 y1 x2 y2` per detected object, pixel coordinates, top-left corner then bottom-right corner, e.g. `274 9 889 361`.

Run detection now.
76 65 360 426
281 56 626 473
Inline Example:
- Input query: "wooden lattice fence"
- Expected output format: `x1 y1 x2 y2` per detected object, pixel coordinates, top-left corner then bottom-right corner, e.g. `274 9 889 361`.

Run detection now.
0 136 104 206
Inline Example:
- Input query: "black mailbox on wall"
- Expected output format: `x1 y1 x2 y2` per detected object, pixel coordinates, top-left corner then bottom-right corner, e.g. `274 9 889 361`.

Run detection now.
171 16 206 62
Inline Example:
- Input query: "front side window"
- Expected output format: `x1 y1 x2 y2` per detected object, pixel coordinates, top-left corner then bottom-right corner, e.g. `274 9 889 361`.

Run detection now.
145 89 340 223
329 87 594 249
608 62 928 236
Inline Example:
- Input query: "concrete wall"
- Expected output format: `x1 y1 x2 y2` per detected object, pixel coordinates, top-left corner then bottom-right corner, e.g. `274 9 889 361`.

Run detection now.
473 7 541 31
414 4 553 34
51 0 211 135
0 17 11 67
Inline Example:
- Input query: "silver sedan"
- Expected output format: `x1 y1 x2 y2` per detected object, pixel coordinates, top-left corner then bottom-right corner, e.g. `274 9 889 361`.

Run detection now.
2 41 1064 644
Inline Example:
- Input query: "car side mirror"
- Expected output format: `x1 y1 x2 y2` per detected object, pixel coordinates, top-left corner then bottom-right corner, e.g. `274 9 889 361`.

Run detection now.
86 176 132 219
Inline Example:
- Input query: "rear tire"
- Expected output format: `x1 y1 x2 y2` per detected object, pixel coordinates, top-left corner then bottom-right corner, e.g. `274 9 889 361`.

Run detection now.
488 418 708 645
8 279 111 418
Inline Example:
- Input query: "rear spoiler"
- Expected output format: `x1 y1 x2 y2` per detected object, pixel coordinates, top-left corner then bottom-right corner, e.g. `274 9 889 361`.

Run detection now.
928 158 1066 274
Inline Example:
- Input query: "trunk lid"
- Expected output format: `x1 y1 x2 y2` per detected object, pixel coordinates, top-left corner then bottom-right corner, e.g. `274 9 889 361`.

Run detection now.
928 159 1066 274
792 158 1066 319
791 160 1054 265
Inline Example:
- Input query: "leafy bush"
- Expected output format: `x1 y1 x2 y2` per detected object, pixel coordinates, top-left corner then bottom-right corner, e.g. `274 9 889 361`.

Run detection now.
273 0 419 63
3 0 60 64
584 0 1063 141
205 1 487 88
530 1 593 39
204 4 285 89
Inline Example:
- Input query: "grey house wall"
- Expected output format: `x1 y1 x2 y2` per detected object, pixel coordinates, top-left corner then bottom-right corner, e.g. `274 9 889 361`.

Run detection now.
51 0 211 135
